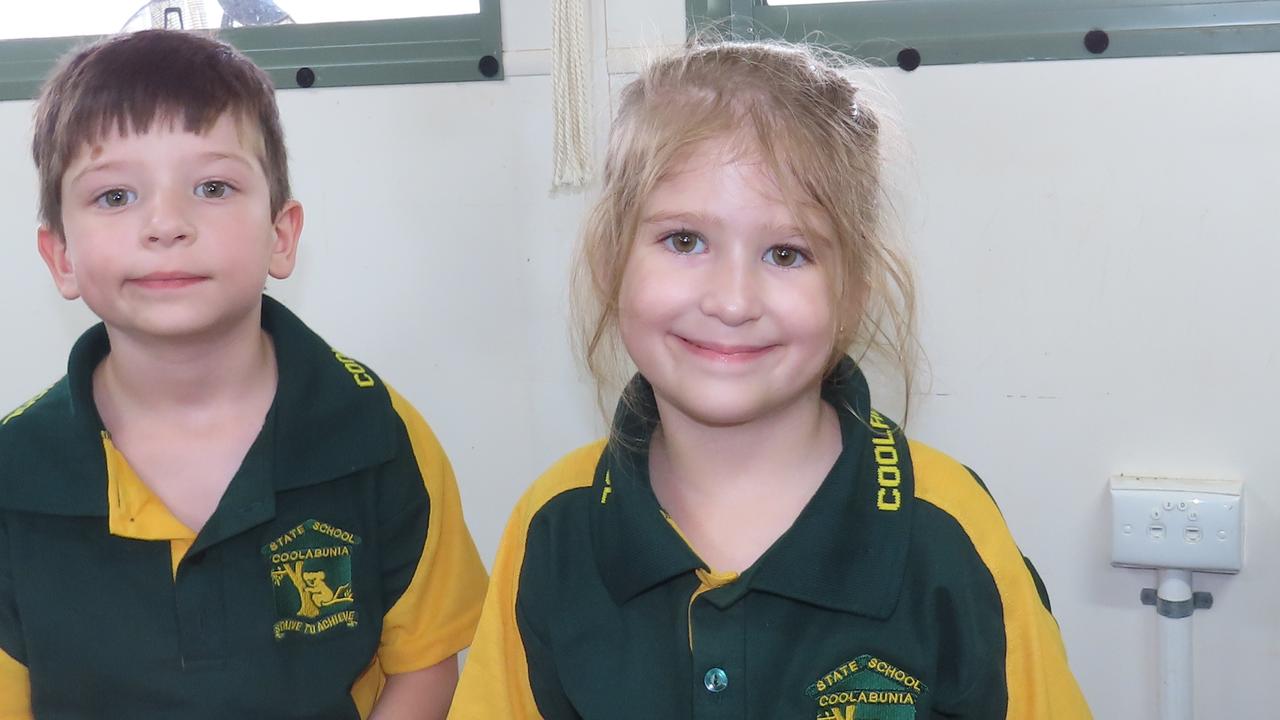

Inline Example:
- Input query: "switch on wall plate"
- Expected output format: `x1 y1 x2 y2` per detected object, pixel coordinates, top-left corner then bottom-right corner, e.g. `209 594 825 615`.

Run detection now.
1110 475 1244 573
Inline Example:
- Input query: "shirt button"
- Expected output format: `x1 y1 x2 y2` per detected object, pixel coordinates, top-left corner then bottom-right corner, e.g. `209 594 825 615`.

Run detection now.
704 667 728 693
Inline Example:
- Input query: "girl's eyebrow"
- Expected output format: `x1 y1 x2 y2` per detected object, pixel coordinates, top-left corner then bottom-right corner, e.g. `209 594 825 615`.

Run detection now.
639 210 716 226
640 210 804 237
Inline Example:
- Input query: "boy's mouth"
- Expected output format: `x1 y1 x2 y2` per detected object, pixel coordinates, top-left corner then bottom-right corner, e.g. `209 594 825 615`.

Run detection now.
130 271 207 290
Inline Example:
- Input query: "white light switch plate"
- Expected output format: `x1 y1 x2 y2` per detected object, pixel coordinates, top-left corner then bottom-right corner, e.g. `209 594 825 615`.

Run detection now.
1110 475 1243 573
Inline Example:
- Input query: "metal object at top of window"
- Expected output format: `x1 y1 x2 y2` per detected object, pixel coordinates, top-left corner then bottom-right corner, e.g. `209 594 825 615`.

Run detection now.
689 0 1280 69
0 0 501 101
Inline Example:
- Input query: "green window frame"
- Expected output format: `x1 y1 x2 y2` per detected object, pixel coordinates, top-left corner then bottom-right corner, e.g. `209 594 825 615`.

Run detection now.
688 0 1280 68
0 1 502 102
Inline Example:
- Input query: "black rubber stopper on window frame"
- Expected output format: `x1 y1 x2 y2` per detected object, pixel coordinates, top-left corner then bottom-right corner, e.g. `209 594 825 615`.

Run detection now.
296 67 316 88
896 48 922 72
478 55 500 78
1084 30 1110 55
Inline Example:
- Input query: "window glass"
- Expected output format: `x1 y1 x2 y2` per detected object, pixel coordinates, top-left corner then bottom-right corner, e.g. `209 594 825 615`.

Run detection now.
2 1 481 42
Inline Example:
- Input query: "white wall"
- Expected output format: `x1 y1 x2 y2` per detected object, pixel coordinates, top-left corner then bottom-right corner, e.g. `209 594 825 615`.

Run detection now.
880 52 1280 718
0 0 1274 715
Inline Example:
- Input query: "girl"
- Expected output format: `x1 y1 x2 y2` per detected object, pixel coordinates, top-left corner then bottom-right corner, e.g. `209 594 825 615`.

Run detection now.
450 41 1091 719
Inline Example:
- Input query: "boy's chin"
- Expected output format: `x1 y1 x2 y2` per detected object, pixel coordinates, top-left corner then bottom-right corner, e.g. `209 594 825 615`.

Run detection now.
93 301 263 344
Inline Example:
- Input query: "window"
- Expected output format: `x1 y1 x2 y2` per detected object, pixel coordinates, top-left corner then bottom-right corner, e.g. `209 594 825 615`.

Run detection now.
0 0 502 101
688 0 1280 68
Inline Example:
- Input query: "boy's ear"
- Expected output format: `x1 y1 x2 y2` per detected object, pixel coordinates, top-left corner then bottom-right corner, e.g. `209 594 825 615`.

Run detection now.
36 226 81 300
267 200 303 280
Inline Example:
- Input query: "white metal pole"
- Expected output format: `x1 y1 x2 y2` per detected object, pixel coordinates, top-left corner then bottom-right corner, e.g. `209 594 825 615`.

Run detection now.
1156 568 1193 720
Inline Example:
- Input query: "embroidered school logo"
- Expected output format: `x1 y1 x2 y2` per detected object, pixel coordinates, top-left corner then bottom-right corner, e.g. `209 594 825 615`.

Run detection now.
1 385 52 426
262 519 361 639
805 654 927 720
332 349 376 388
868 410 903 512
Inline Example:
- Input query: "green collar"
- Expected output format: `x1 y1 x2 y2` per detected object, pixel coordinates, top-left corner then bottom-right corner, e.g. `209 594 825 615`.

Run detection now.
589 359 913 619
0 295 397 519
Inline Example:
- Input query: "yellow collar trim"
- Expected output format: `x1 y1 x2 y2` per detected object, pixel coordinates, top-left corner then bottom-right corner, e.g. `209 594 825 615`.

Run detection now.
103 433 195 542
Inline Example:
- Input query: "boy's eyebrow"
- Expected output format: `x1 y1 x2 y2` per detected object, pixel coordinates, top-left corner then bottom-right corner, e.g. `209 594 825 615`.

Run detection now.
68 151 255 186
67 160 131 186
198 151 256 168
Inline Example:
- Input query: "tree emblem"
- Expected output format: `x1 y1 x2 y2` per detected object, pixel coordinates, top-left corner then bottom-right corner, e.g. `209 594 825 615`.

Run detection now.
271 563 355 618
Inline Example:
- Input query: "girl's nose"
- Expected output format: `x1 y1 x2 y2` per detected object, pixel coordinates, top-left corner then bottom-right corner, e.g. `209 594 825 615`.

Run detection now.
699 250 763 326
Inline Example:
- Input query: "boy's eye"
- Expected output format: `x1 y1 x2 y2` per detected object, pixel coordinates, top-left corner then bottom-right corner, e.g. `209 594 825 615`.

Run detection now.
196 181 230 198
764 245 809 268
95 188 136 208
663 231 707 255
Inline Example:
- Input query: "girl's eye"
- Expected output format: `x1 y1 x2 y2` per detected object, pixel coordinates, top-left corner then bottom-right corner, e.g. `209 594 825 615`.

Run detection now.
95 188 136 209
196 181 230 199
662 231 707 255
764 245 810 268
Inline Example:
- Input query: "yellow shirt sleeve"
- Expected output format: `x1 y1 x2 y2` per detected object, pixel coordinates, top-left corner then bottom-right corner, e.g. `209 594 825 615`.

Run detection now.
910 441 1093 718
0 648 31 720
377 386 489 674
449 441 605 719
0 511 31 720
448 497 544 719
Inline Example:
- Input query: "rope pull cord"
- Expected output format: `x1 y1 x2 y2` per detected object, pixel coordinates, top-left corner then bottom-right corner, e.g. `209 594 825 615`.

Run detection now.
552 0 593 189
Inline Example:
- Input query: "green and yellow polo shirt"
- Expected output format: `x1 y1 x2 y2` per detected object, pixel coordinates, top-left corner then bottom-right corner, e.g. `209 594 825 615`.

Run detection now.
0 295 487 719
451 362 1090 719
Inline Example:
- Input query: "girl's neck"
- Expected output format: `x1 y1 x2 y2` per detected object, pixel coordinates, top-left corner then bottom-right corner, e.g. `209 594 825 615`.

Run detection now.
93 312 278 425
647 384 843 572
650 385 836 491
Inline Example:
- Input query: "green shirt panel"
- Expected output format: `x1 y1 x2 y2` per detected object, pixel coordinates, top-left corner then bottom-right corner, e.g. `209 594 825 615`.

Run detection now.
514 465 1008 719
511 364 1032 720
0 296 461 718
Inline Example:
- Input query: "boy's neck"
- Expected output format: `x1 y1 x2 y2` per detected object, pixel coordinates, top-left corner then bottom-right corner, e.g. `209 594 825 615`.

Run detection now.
93 309 278 420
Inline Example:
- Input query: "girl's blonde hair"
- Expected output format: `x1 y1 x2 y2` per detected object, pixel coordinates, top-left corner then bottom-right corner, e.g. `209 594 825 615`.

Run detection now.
573 40 918 421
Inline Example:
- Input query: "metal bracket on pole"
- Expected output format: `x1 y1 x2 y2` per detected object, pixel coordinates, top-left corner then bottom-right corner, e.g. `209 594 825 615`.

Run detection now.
1141 588 1213 618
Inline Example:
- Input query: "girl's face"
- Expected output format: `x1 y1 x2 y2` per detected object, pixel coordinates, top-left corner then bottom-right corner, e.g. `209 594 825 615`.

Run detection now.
618 138 837 428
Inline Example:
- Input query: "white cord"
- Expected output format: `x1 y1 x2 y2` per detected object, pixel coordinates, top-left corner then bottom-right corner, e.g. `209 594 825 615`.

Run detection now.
551 0 593 188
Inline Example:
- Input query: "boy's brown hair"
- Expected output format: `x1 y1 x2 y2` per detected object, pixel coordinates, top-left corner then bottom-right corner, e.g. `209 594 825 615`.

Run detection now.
32 29 290 237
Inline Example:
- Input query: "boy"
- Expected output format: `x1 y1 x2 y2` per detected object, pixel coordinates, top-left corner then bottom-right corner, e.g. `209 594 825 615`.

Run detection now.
0 30 486 718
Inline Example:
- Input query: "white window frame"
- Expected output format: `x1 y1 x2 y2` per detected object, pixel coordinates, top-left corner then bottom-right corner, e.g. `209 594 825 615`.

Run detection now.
0 0 502 101
688 0 1280 68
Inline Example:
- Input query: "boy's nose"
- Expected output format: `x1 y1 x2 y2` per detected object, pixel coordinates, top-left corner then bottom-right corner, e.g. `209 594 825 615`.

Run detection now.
143 190 196 246
699 252 764 326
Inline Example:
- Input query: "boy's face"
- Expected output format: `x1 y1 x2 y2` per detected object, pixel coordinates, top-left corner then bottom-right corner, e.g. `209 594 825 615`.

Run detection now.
37 112 301 342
